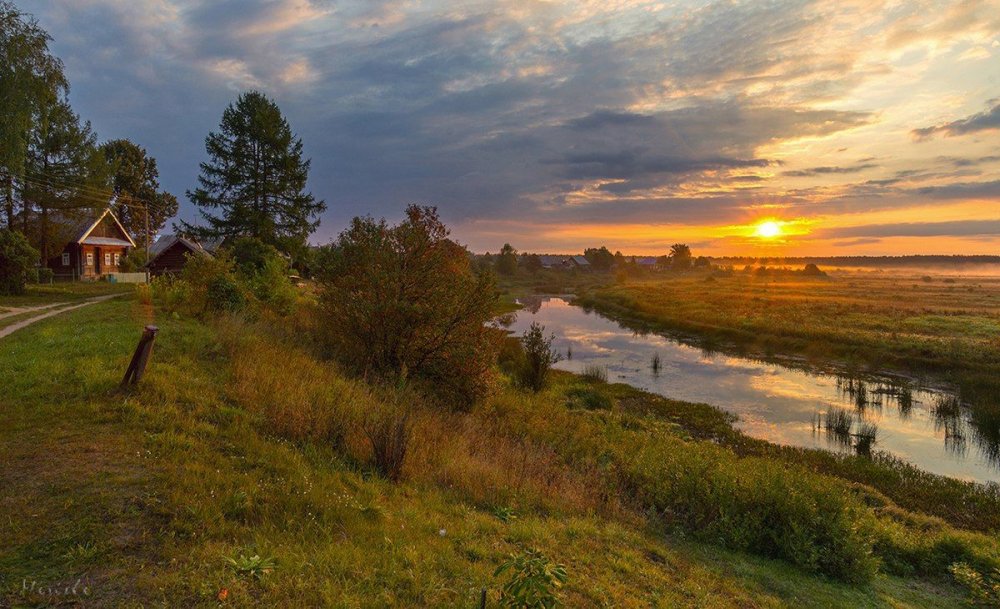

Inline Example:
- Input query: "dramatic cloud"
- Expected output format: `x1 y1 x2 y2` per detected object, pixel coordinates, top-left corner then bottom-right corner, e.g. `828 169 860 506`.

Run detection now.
23 0 1000 254
913 102 1000 140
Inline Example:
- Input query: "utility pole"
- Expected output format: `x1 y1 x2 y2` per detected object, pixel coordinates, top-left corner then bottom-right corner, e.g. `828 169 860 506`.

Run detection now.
145 202 150 266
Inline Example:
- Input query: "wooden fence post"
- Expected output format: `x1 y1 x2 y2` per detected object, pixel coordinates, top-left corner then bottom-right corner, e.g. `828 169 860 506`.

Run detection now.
120 325 159 388
479 588 486 609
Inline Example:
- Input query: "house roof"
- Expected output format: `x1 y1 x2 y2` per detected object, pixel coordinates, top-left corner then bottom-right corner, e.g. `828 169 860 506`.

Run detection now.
72 205 136 248
82 236 133 247
571 256 590 266
148 234 219 263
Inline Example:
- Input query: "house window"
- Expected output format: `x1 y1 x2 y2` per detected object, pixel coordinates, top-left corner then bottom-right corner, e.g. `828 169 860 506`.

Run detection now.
104 253 111 267
62 253 70 266
114 253 120 266
86 253 93 267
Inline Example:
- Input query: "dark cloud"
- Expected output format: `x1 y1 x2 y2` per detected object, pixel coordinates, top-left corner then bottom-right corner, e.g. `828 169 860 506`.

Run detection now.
783 162 878 177
825 220 1000 239
912 102 1000 140
22 0 999 252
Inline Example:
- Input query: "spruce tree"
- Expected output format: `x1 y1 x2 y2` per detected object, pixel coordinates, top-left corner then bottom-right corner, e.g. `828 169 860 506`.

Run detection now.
182 91 325 258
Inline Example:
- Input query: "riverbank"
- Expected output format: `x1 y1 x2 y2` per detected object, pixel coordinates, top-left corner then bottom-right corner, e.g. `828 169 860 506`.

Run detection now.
574 273 1000 403
1 285 997 606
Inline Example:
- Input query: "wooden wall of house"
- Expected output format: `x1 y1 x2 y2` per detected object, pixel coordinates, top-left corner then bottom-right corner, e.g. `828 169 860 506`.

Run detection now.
148 241 195 276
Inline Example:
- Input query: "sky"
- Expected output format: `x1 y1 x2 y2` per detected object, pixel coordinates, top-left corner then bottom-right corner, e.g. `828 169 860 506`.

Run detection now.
24 0 1000 255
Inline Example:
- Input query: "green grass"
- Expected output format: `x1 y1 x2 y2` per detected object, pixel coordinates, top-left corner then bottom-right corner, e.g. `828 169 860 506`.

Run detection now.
0 291 985 606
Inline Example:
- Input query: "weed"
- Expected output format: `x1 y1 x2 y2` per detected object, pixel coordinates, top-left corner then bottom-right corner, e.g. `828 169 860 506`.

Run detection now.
495 548 567 608
224 553 277 581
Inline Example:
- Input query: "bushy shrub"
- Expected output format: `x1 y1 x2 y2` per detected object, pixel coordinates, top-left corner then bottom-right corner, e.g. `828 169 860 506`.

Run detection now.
207 274 246 312
619 436 879 582
150 274 191 314
176 249 249 315
517 322 561 392
951 562 1000 606
0 229 39 295
317 205 501 409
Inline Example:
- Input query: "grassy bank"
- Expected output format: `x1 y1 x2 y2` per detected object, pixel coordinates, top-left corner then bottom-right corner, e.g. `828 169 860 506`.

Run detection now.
2 290 998 605
575 273 1000 377
574 273 1000 411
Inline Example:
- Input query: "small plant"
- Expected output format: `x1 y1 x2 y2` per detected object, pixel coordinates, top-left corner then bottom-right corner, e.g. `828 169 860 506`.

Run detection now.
224 552 277 581
581 364 607 383
492 505 518 523
854 421 878 457
566 386 612 410
950 562 1000 607
824 408 854 446
650 353 661 374
495 548 567 609
135 283 153 305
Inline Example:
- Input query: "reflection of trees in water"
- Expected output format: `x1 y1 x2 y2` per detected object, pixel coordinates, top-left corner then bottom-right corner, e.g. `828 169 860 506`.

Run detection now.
518 295 544 314
836 375 913 419
833 374 1000 466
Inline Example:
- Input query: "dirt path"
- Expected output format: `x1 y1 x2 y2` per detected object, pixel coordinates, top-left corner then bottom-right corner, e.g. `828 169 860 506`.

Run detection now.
0 302 64 321
0 294 122 339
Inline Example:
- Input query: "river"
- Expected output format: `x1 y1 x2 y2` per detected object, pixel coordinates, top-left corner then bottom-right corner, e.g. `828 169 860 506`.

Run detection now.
507 296 999 484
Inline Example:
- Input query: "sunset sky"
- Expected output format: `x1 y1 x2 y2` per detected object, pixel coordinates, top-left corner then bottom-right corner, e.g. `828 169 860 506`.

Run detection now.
29 0 1000 255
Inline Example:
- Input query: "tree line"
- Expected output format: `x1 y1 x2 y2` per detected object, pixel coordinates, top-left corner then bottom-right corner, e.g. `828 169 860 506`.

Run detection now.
486 242 700 275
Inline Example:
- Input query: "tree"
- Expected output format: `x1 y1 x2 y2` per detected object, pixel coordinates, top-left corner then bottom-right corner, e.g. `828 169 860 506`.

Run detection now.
0 2 67 230
496 243 518 276
583 246 615 270
0 228 38 294
669 243 692 269
523 253 543 273
23 97 108 262
318 205 501 408
101 139 178 249
182 91 325 261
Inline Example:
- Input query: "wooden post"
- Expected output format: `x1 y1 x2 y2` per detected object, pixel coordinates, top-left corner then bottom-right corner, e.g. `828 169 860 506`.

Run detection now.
120 325 159 388
479 588 486 609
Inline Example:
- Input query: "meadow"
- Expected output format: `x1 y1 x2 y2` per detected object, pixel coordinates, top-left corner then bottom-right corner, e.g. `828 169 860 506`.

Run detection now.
574 270 1000 386
2 280 999 606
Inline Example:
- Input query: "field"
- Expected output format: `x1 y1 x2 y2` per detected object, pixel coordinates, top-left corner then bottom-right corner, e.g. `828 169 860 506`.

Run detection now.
573 270 1000 403
2 283 1000 606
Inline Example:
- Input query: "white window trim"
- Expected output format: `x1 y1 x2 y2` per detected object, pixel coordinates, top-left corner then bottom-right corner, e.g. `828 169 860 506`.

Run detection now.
114 253 120 266
86 253 94 266
62 253 70 266
104 253 111 266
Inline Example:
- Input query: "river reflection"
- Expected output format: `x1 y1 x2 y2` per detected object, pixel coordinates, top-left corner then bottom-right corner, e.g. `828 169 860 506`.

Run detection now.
508 297 1000 484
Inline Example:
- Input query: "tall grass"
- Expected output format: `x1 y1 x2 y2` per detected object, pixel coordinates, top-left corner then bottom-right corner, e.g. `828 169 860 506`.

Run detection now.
581 364 607 383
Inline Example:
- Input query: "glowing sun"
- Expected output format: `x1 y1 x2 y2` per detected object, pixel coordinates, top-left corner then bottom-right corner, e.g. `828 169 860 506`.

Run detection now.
754 220 782 239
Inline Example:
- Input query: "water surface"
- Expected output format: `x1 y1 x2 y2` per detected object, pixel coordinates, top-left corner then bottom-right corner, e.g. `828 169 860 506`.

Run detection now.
508 297 999 484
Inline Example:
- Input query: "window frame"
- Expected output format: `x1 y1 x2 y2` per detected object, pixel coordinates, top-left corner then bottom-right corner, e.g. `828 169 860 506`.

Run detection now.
62 253 70 266
86 253 94 267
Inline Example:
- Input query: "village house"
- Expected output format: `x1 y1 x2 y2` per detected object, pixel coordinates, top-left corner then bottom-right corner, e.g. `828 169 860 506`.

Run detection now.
146 234 221 276
47 206 135 280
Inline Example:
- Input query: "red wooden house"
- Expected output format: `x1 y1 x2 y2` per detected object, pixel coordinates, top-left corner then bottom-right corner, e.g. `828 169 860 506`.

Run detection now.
48 207 136 280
